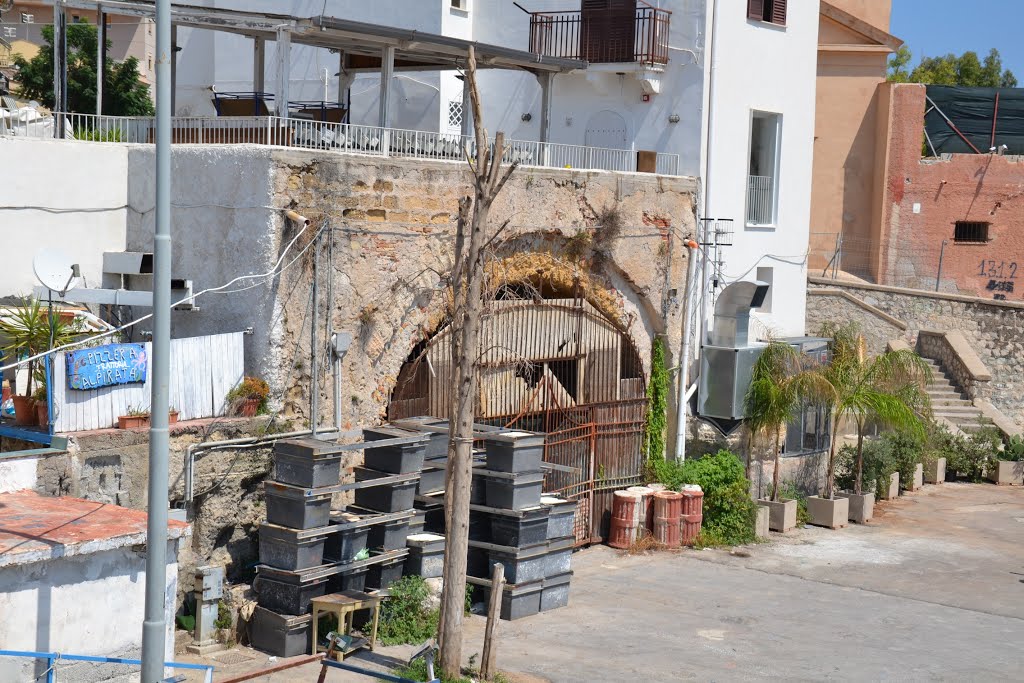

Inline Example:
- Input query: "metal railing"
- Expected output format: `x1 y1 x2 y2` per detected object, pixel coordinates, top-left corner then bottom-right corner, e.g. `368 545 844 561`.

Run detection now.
746 174 775 225
529 1 671 65
0 649 214 683
1 112 682 175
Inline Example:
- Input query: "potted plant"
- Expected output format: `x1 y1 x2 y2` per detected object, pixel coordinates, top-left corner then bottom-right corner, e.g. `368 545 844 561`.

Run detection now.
988 435 1024 485
746 341 830 532
118 405 151 429
32 384 48 428
816 323 931 526
226 376 269 417
0 298 72 426
169 406 180 425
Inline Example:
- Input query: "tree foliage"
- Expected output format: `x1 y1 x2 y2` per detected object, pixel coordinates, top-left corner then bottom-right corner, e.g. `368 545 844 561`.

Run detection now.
644 338 669 462
888 46 1017 88
13 22 154 115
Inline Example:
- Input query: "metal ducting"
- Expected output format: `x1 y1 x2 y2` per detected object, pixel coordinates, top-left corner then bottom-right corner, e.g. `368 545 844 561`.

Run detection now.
697 280 770 421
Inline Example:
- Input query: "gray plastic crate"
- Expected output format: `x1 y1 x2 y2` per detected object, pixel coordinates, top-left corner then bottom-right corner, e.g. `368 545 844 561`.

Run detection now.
486 541 548 584
470 471 487 505
405 533 445 579
353 468 418 512
326 566 369 593
540 572 572 612
255 573 327 615
323 515 369 564
265 482 332 530
367 518 410 551
469 509 491 542
467 547 489 579
272 451 341 489
483 430 545 473
481 469 544 511
541 496 576 540
418 466 446 495
490 506 549 547
487 580 542 621
258 523 327 571
363 426 427 474
249 607 312 658
543 538 574 578
366 558 405 590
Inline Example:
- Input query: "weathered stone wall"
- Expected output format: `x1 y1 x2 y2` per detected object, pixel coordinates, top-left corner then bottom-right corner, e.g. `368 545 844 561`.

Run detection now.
806 277 1024 426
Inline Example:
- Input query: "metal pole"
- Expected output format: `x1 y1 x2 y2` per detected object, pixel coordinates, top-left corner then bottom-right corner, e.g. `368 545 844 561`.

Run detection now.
674 240 699 461
96 7 105 115
141 0 171 679
935 239 948 292
310 235 319 437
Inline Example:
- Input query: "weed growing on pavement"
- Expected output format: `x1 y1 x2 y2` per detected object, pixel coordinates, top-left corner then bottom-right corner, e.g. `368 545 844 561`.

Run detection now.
377 576 439 646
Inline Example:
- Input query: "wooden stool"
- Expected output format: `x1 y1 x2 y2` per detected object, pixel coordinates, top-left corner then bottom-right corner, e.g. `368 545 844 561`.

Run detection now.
310 590 382 660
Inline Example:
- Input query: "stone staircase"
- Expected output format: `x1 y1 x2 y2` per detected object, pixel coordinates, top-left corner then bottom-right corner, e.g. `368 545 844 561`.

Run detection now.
920 358 992 434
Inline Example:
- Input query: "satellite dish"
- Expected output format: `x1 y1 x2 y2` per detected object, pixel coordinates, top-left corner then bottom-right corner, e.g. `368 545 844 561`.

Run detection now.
33 249 79 295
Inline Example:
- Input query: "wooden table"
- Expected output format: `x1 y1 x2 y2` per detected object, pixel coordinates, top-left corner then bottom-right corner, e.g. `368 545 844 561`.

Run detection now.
310 590 382 660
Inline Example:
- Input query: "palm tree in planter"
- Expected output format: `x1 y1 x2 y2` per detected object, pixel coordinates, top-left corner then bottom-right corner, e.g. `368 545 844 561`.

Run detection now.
815 322 931 527
747 341 834 532
0 298 73 426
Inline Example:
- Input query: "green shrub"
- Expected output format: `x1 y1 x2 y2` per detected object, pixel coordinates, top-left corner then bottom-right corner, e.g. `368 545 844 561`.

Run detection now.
652 450 756 546
836 440 897 498
377 576 439 646
944 427 1001 481
74 126 126 142
776 481 810 527
882 429 924 492
644 339 670 461
1004 435 1024 462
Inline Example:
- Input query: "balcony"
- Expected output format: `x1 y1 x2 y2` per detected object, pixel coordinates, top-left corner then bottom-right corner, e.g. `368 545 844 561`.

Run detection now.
746 175 775 226
529 1 670 66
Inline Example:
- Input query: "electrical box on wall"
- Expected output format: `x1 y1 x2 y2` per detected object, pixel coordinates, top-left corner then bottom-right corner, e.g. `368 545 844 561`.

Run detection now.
641 94 650 103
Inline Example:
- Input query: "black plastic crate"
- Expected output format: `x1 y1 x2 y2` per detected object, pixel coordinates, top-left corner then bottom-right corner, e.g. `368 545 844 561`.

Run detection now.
483 431 545 473
258 523 327 571
323 515 370 564
418 466 446 495
353 468 418 512
405 533 445 579
367 518 410 551
366 558 405 590
484 580 542 621
326 566 369 593
249 607 312 658
481 469 544 511
272 451 341 489
255 573 326 615
363 426 427 474
265 482 331 530
541 496 576 540
489 506 549 547
486 541 547 584
540 571 572 612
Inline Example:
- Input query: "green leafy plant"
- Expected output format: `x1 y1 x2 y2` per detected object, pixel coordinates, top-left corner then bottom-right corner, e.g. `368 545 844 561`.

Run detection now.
73 126 125 142
776 481 810 527
816 322 931 498
944 427 1001 482
1003 435 1024 462
644 338 669 462
377 576 440 646
125 404 150 417
0 298 75 398
652 450 757 546
226 376 270 413
214 600 232 630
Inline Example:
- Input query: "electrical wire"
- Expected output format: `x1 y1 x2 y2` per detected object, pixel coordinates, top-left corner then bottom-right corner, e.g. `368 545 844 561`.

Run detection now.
0 217 320 374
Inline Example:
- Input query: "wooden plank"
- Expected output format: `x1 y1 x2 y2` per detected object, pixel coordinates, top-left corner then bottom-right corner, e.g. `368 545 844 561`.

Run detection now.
480 562 504 680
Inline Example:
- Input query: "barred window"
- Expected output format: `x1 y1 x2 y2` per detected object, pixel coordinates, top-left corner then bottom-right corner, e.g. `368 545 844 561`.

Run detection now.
954 221 989 243
447 100 463 130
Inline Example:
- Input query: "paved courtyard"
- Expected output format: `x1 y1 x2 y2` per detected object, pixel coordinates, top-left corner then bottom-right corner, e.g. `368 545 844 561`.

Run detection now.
183 482 1024 682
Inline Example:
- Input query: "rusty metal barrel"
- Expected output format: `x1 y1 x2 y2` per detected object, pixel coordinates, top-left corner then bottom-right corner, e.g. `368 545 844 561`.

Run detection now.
680 485 704 547
608 490 642 549
652 490 683 548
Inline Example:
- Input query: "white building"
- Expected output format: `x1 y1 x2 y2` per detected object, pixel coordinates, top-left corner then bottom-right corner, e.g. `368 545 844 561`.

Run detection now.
171 0 817 338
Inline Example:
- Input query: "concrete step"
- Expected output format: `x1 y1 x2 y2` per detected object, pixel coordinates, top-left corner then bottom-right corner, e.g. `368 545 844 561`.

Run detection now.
927 390 965 400
929 397 972 407
932 405 986 415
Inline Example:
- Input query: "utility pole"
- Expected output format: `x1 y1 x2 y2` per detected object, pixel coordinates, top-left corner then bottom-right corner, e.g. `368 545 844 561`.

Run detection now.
437 45 517 680
141 0 171 680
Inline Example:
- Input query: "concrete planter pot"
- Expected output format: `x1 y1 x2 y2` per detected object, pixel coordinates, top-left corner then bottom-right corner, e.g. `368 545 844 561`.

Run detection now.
879 472 900 500
905 463 924 492
754 505 770 539
757 498 797 532
987 460 1024 486
806 496 849 529
924 458 946 484
836 491 874 523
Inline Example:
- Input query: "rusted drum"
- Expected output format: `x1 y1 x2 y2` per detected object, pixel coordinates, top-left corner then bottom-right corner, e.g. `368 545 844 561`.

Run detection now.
680 485 704 547
608 490 641 549
653 516 681 548
653 490 683 520
647 483 667 493
626 485 655 537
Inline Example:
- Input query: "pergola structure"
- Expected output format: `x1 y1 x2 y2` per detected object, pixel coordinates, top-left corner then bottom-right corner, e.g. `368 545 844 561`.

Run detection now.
57 0 586 141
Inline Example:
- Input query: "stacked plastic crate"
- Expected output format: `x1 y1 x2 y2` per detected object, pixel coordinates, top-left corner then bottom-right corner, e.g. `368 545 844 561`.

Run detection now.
249 435 423 657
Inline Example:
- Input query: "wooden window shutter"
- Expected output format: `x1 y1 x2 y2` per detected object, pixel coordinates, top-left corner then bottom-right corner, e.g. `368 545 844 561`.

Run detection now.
747 0 764 20
771 0 787 25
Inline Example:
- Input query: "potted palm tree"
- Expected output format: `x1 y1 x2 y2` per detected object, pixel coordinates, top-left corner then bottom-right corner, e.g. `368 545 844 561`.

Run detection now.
0 298 71 426
817 323 931 526
747 341 830 532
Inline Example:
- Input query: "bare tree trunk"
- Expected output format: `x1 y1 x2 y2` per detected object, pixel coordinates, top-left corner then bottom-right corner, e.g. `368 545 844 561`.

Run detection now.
825 414 841 499
771 431 782 502
854 422 864 496
437 45 518 680
745 427 755 488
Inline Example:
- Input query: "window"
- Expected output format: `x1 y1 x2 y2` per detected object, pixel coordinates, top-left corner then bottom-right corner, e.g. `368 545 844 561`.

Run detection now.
747 111 781 226
785 403 830 456
447 99 463 130
450 0 469 10
755 267 774 312
954 221 989 243
747 0 787 26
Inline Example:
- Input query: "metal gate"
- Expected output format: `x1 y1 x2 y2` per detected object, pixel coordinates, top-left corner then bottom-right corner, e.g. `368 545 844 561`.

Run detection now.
389 296 648 545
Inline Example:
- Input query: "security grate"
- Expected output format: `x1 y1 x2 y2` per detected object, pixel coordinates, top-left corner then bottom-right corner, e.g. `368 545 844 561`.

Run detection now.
954 221 989 243
447 99 463 130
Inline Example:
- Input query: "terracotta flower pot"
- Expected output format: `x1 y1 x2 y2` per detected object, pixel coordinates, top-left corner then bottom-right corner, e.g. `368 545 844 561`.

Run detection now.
169 411 179 425
118 414 150 429
240 397 260 417
12 395 36 426
35 401 48 428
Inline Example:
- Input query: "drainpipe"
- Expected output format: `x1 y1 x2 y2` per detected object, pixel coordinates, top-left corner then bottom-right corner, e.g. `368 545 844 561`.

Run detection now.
698 0 720 351
675 239 700 461
183 427 337 507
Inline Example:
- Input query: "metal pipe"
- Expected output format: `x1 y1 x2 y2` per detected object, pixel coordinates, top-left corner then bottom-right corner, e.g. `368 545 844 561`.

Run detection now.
285 209 310 226
674 239 699 461
935 239 948 292
698 0 719 350
96 8 105 115
310 234 319 437
141 0 171 678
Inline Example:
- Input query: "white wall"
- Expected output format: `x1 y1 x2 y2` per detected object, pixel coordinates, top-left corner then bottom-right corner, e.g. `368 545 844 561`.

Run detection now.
0 454 38 493
0 139 128 298
701 0 819 338
0 543 180 683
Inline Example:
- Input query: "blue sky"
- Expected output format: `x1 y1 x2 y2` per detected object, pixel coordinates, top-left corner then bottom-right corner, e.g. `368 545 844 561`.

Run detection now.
891 0 1024 79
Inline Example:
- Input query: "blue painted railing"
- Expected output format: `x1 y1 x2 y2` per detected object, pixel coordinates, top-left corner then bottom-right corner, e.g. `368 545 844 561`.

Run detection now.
322 658 438 682
0 649 214 683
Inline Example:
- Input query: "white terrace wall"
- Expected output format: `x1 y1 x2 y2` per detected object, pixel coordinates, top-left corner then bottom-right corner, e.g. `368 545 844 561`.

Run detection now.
0 139 129 298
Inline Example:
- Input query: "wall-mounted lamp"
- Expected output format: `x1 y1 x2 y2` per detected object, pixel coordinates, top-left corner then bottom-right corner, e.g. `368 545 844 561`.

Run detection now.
668 113 681 124
521 113 532 122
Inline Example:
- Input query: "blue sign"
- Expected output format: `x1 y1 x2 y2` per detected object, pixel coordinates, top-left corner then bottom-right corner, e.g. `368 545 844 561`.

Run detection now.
66 344 148 390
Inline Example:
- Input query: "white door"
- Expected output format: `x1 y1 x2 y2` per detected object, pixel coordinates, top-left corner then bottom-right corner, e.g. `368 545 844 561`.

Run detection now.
585 110 628 149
